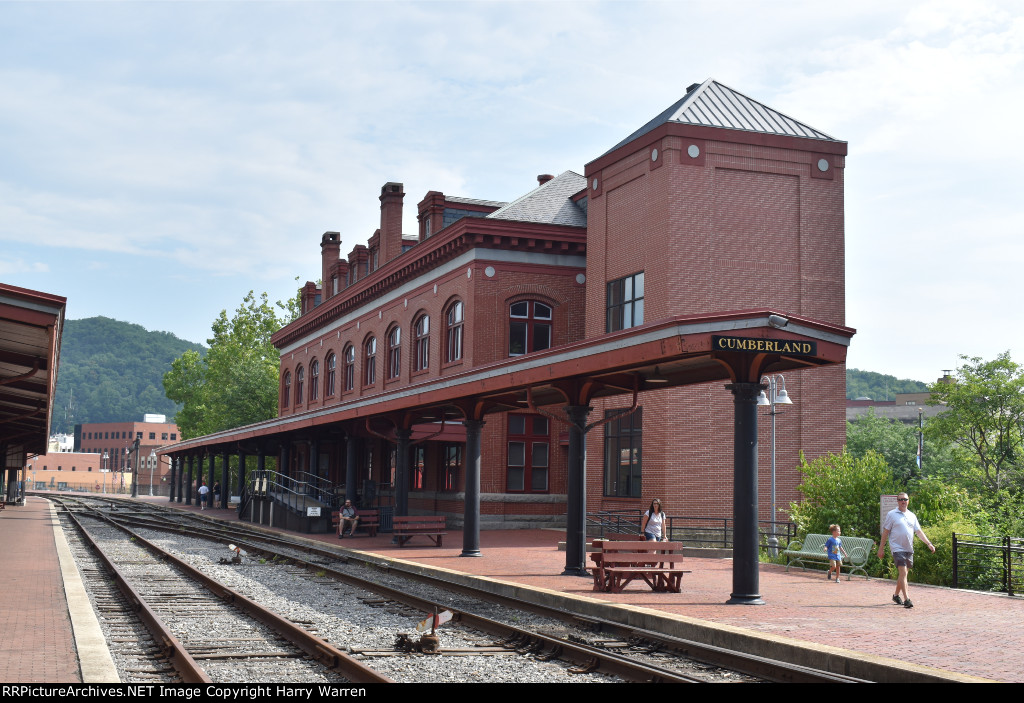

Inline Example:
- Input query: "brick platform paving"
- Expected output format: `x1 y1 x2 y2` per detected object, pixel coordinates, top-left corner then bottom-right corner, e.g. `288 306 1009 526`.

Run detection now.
0 496 81 682
170 497 1018 682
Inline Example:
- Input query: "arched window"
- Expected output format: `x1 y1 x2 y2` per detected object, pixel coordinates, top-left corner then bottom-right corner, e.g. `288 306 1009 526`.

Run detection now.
282 371 291 408
414 314 429 372
309 359 319 401
295 366 305 406
445 300 464 363
325 353 336 397
387 327 401 380
364 337 377 386
509 301 552 356
343 345 355 392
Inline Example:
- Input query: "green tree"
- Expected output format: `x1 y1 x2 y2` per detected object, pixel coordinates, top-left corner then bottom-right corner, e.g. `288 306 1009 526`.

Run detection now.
789 451 992 584
164 291 290 439
846 409 920 484
926 352 1024 498
789 450 902 542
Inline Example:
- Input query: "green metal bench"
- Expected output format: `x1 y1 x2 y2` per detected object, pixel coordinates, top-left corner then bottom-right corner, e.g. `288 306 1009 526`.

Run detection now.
783 533 875 579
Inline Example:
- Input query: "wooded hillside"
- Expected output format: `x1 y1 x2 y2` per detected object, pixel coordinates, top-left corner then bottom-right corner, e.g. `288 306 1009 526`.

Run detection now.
53 317 206 433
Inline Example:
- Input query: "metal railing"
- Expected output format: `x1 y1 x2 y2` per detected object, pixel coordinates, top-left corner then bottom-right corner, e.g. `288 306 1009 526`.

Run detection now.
244 469 339 516
953 533 1024 596
586 510 796 551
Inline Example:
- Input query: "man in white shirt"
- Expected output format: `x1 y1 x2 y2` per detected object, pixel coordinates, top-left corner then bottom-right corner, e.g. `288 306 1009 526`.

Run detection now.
877 492 935 608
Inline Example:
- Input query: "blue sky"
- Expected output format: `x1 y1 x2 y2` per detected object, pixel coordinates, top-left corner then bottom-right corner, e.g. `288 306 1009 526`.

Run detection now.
2 1 1022 384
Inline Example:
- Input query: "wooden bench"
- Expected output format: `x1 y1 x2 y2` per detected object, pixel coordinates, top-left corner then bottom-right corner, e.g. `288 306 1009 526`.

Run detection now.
393 515 446 547
783 533 875 579
588 537 641 589
589 540 691 593
331 508 381 538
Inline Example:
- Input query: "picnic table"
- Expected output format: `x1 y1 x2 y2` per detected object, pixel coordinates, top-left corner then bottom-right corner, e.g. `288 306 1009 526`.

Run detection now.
393 515 446 547
589 540 691 593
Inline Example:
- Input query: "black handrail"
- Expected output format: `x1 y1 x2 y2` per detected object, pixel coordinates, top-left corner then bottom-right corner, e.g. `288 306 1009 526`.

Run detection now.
953 532 1024 597
586 510 796 550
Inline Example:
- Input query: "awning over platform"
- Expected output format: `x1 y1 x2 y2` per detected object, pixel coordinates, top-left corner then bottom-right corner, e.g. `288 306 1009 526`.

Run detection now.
0 284 65 469
162 309 853 453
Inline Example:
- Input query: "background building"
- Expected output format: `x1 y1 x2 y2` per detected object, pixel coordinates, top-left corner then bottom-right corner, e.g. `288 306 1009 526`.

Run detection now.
24 451 133 494
74 415 180 495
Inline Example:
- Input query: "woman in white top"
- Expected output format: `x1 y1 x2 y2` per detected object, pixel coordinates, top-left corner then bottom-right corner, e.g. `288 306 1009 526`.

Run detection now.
641 498 667 541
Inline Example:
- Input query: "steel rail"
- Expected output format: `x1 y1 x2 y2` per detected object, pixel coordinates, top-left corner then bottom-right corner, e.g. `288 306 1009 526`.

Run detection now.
89 507 701 682
61 507 212 684
68 498 865 683
104 509 842 683
62 501 394 685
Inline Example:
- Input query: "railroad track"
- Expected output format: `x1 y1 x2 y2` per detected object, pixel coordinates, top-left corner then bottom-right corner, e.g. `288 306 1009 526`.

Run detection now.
55 496 866 683
58 505 391 684
57 499 641 683
58 509 184 683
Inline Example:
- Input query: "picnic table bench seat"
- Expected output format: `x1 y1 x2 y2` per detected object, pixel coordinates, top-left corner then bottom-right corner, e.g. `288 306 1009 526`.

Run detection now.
589 540 691 593
393 515 446 547
783 533 875 579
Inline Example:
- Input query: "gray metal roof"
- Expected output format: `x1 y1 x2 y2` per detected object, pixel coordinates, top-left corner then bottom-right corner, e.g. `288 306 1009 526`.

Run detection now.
446 195 508 208
604 78 840 156
486 171 587 227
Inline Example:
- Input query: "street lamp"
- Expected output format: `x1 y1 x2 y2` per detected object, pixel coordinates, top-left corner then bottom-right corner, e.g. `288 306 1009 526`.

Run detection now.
102 451 109 494
149 449 157 497
757 374 793 555
917 406 924 478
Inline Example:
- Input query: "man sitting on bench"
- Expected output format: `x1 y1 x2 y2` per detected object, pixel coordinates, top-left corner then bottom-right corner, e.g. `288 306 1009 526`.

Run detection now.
339 500 359 538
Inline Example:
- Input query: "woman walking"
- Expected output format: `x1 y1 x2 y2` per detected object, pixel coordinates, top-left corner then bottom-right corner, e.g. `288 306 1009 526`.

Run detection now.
641 499 668 541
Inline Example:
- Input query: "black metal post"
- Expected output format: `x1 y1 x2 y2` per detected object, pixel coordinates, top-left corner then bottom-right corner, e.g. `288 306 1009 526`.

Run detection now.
345 436 357 504
207 453 215 508
168 456 177 502
726 382 765 605
461 419 484 557
184 455 193 504
952 532 959 589
395 429 411 517
176 455 184 503
237 449 246 499
563 405 591 576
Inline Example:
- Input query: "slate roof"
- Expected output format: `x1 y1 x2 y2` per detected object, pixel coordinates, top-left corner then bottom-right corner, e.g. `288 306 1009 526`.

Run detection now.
604 78 841 156
486 171 587 227
446 196 508 208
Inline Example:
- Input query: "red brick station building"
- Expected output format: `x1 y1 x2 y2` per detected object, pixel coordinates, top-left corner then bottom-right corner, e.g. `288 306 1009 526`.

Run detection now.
163 79 853 604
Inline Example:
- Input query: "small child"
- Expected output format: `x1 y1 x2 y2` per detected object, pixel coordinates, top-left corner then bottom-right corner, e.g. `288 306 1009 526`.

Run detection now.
824 524 849 582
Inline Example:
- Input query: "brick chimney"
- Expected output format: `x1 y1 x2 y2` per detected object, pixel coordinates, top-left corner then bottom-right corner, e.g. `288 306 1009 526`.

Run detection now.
379 182 405 264
300 281 319 315
320 231 340 301
348 244 369 283
417 191 446 241
537 174 554 185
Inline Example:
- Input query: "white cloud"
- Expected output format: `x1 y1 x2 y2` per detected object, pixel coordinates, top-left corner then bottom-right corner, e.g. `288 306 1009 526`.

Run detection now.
1 1 1023 375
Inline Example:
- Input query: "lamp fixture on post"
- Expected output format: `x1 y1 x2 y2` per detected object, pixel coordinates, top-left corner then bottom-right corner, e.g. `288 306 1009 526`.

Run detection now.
149 449 157 497
758 374 793 556
646 366 669 385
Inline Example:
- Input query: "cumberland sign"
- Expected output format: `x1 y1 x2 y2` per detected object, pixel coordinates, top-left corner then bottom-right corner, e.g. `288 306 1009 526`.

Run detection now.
712 335 817 356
